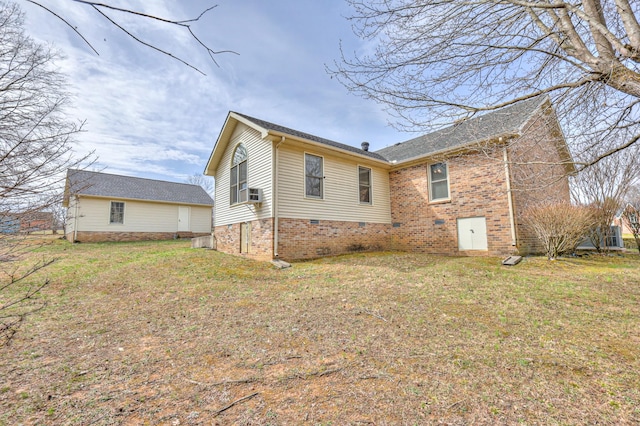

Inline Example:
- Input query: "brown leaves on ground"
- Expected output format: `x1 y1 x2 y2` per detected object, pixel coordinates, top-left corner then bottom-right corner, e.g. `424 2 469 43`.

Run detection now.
1 240 639 425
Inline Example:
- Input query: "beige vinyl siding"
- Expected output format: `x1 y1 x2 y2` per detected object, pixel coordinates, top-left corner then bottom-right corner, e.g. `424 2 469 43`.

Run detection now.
190 206 213 233
277 145 391 223
214 124 273 227
66 196 78 235
75 197 212 233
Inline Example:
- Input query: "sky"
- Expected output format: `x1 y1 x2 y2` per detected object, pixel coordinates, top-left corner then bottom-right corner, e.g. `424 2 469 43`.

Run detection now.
21 0 409 186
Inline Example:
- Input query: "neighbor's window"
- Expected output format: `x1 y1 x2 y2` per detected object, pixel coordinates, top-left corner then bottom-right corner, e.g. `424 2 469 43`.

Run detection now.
429 162 449 201
230 144 248 204
305 153 323 198
110 201 124 224
359 166 371 204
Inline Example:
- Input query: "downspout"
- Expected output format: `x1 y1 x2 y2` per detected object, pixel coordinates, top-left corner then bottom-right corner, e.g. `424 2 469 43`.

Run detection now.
73 195 79 243
503 145 517 246
273 136 285 258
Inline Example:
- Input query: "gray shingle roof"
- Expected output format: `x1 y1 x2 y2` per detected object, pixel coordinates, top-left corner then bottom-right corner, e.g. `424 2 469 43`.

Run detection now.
66 169 214 206
233 112 388 162
375 97 547 163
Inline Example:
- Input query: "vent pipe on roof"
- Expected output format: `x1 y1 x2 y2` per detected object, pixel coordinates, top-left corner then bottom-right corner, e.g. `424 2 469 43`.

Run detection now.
361 141 370 151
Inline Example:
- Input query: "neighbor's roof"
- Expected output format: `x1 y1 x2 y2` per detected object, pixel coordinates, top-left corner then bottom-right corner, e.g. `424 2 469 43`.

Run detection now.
65 169 214 206
233 112 389 162
375 97 548 163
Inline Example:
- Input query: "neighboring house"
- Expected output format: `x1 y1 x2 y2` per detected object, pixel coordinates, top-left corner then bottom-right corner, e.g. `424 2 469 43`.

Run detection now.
0 211 53 234
19 211 53 232
63 169 214 243
0 213 20 234
614 203 639 235
577 226 625 251
204 97 575 261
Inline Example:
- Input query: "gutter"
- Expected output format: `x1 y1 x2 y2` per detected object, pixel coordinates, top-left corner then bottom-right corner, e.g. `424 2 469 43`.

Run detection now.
273 136 285 258
387 132 520 171
503 146 517 246
73 195 79 243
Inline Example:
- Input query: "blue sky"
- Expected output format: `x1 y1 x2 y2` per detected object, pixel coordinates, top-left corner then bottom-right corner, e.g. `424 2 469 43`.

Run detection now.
21 0 408 184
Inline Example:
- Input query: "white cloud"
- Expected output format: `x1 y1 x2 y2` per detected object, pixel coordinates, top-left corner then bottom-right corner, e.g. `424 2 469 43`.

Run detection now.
21 0 407 184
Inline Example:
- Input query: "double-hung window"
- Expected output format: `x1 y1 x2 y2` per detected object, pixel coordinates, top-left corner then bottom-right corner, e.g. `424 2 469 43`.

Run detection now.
358 166 371 204
110 201 124 224
230 144 248 204
429 162 449 201
305 153 323 199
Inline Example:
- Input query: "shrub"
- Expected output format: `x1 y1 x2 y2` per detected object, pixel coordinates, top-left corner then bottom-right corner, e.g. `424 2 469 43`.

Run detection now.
523 202 596 260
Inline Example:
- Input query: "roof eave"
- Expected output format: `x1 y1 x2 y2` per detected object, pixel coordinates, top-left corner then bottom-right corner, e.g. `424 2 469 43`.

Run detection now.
264 129 391 167
388 133 518 170
72 193 214 207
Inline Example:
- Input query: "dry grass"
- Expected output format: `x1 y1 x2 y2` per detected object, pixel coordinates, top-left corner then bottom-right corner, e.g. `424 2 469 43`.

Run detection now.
1 239 639 425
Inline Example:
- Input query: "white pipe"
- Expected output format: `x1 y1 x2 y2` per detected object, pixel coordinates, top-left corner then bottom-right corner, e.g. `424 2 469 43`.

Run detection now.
503 147 517 246
273 136 285 257
73 195 79 243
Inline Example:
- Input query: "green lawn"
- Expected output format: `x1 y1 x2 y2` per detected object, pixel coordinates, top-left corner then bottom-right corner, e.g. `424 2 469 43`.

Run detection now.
1 238 639 425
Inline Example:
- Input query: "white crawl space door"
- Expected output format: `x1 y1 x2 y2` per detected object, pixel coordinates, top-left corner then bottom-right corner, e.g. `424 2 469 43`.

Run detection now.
178 206 190 232
457 217 488 251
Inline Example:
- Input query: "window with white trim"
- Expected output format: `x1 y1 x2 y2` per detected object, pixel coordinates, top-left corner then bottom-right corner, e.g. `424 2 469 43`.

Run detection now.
358 166 371 204
109 201 124 224
429 162 449 201
230 144 248 204
305 153 323 198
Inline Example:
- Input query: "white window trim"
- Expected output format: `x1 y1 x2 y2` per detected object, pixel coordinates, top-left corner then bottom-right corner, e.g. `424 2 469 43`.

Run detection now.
304 152 324 200
230 143 248 206
358 165 373 205
428 162 451 203
109 200 125 225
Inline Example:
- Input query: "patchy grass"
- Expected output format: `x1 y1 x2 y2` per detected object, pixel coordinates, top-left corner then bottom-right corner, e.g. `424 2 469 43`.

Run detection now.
1 239 639 425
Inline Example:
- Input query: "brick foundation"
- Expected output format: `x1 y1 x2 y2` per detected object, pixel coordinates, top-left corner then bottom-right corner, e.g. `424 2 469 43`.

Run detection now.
277 219 392 261
68 231 210 243
214 218 274 261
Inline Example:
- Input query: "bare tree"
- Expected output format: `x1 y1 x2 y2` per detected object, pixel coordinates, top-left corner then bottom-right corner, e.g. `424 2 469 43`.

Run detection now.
331 0 640 170
571 145 639 251
186 173 214 196
23 0 237 75
621 184 640 252
0 1 93 346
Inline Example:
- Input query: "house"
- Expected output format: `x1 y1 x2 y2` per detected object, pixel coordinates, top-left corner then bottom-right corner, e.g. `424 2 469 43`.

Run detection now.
204 97 575 261
0 211 53 234
614 203 639 235
63 169 214 243
19 211 54 232
0 213 20 234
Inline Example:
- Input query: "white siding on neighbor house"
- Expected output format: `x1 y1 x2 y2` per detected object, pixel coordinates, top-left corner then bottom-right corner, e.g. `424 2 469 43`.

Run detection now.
277 144 391 223
66 196 78 235
75 197 212 233
190 206 213 233
214 124 273 227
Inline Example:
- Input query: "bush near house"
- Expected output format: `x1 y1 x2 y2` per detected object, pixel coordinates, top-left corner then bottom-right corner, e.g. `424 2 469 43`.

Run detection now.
623 236 639 251
522 202 596 259
1 239 639 425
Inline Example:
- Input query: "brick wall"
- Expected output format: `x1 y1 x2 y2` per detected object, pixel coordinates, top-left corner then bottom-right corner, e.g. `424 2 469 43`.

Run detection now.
507 102 573 254
389 151 516 256
277 218 392 260
214 218 274 261
68 231 210 243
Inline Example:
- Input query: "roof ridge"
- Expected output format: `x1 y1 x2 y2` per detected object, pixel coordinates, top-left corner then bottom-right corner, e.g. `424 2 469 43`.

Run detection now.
69 169 205 188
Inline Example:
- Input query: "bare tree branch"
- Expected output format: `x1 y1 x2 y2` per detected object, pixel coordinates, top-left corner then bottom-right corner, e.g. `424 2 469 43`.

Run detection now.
23 1 239 74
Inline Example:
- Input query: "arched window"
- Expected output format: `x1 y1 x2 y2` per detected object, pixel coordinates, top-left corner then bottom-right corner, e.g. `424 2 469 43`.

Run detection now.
230 144 248 204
